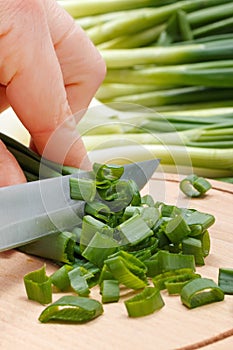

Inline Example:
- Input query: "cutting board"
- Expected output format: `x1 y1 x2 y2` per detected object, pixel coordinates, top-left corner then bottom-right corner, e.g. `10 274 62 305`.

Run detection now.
0 174 232 350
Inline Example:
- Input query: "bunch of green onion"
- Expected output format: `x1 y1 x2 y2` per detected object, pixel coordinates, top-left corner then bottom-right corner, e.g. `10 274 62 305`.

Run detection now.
58 0 233 182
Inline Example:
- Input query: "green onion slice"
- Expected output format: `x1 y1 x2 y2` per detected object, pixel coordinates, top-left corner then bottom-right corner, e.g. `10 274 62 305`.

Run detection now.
182 237 205 266
218 268 233 295
69 177 96 202
117 213 153 246
104 252 148 290
38 295 103 323
100 279 120 304
165 273 201 295
124 287 164 317
165 214 191 244
180 174 212 197
152 268 195 290
50 265 73 292
68 267 91 297
93 163 124 182
180 278 225 309
24 265 52 305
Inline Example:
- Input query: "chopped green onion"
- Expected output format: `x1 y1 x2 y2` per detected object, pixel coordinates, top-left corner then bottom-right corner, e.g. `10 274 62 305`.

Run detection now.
80 215 108 250
180 277 225 309
93 162 124 181
38 295 103 323
100 279 120 303
165 273 201 294
84 201 111 222
50 265 73 292
198 230 211 257
104 252 148 290
69 177 96 202
182 237 205 266
68 267 91 296
152 268 195 290
148 250 196 276
81 231 119 267
24 265 52 305
141 194 155 207
117 213 153 246
19 231 76 264
180 174 212 197
124 287 164 317
165 214 191 244
218 268 233 294
184 210 215 232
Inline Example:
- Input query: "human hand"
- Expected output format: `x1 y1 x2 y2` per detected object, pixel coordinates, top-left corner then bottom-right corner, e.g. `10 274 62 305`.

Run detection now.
0 0 106 187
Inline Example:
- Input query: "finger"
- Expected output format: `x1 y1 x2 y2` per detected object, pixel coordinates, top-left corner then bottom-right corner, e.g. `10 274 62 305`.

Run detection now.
0 84 9 113
0 0 90 169
0 140 26 187
45 0 106 119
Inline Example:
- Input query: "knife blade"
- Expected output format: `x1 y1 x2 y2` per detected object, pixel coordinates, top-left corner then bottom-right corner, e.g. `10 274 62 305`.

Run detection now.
0 159 159 251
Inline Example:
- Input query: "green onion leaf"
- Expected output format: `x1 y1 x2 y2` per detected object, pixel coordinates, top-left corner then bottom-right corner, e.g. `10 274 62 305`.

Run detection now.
180 174 212 197
117 213 153 246
81 231 119 268
180 277 225 309
19 231 76 264
100 279 120 303
24 265 52 305
93 162 124 181
38 295 103 323
152 268 195 290
69 177 96 202
68 267 92 296
182 237 205 266
104 253 148 290
124 287 164 318
165 214 191 244
50 265 73 292
218 268 233 294
165 273 201 295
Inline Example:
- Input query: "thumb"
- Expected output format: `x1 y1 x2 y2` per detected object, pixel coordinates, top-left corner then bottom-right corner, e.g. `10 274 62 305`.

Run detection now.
0 140 26 187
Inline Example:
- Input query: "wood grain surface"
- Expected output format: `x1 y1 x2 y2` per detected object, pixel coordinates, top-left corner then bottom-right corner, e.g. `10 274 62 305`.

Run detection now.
0 175 232 350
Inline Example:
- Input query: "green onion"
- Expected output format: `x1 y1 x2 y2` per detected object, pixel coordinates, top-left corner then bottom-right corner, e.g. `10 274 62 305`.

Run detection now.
152 268 195 290
93 162 124 181
79 215 108 250
144 250 196 277
81 231 119 267
117 213 153 246
218 268 233 294
24 265 52 305
69 177 96 202
124 287 164 317
68 266 91 296
38 295 103 323
84 200 112 222
182 237 205 266
100 279 120 303
50 265 73 292
180 174 212 197
165 273 201 294
104 252 148 290
180 277 225 309
19 231 76 264
165 214 191 244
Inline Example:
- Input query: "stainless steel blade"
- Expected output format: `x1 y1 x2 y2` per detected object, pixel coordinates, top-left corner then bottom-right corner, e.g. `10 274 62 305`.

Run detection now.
0 158 159 251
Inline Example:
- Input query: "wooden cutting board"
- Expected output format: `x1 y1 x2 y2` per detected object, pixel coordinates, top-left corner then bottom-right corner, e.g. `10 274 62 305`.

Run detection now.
0 174 232 350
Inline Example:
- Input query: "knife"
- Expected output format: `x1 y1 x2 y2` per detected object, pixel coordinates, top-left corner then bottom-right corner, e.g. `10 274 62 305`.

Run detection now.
0 159 159 251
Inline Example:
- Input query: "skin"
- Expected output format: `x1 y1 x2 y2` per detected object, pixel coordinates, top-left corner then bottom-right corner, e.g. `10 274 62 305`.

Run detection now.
0 0 106 187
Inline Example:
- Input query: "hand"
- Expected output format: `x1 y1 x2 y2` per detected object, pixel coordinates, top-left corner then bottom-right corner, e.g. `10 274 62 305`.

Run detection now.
0 0 106 187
